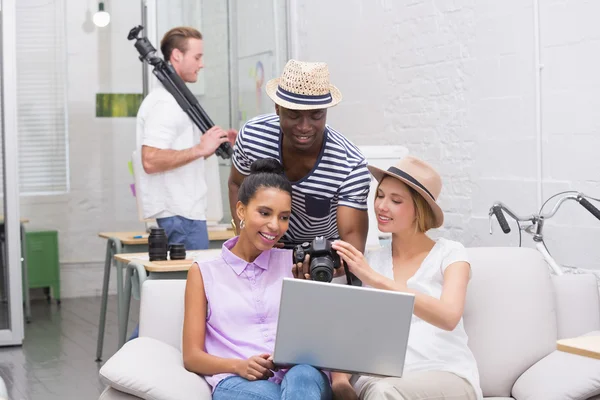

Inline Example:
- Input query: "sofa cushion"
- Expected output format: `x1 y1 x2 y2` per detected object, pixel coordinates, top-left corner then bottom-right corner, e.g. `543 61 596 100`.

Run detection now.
552 274 600 340
99 337 212 400
464 247 557 398
139 280 187 350
512 331 600 400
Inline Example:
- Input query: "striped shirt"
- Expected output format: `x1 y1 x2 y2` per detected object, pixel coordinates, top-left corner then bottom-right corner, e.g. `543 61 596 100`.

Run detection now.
232 113 371 245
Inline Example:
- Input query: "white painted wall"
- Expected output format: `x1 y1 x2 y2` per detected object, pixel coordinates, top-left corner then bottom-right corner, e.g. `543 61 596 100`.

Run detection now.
20 0 144 298
292 0 600 272
26 0 600 299
20 0 232 298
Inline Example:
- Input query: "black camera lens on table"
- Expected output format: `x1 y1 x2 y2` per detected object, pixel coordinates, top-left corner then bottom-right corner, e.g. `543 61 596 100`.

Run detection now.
169 244 186 260
148 227 168 261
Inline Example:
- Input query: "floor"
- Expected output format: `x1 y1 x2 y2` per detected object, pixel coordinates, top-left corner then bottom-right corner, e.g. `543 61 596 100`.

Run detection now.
0 295 139 400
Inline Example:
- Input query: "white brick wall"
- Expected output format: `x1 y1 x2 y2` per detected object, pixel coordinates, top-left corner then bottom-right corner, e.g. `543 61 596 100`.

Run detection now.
22 0 600 299
293 0 600 271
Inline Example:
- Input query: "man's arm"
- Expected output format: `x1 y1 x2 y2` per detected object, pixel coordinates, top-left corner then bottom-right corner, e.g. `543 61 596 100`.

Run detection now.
142 127 233 174
336 206 369 252
228 165 247 233
142 145 202 174
336 162 372 252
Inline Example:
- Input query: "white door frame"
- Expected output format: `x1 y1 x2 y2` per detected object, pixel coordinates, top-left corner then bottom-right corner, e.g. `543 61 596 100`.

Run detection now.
0 0 25 346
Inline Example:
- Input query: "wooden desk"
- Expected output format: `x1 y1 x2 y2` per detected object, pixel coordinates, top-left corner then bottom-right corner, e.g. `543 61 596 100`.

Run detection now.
0 217 30 224
95 228 235 361
557 335 600 360
98 228 235 245
114 254 198 272
114 250 222 348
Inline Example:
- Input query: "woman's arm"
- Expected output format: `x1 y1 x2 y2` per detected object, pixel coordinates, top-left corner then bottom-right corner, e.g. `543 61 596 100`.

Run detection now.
182 265 276 380
182 265 241 375
370 262 470 331
332 240 471 331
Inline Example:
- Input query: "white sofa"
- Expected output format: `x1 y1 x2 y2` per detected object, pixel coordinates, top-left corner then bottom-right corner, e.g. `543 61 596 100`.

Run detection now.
98 247 600 400
0 376 7 400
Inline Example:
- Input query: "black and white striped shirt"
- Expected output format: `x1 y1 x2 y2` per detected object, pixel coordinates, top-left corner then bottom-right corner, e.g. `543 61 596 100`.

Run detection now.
232 114 372 245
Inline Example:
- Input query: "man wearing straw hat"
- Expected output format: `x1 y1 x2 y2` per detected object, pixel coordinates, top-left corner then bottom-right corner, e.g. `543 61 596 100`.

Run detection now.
228 58 370 261
229 59 370 398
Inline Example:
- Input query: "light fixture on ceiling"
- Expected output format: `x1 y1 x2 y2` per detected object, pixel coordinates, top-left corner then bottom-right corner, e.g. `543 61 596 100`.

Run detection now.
93 2 111 27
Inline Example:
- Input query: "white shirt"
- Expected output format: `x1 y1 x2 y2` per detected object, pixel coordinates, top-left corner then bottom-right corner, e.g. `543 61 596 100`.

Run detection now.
357 238 483 399
135 85 207 220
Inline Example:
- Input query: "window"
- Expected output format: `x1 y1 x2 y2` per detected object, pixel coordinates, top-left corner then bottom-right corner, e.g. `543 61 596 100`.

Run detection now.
14 0 69 195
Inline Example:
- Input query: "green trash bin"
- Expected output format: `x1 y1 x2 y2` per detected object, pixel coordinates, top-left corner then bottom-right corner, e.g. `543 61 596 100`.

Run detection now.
25 230 60 304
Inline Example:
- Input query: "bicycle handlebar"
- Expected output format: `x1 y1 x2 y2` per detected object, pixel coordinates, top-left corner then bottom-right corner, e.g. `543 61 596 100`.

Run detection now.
491 206 511 233
579 197 600 221
489 192 600 235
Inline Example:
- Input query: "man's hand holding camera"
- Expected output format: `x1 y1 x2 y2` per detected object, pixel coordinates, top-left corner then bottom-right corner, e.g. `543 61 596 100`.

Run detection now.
291 237 346 281
292 254 310 280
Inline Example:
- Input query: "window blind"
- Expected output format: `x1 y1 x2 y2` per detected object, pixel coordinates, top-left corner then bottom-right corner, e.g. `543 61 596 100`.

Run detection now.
14 0 69 195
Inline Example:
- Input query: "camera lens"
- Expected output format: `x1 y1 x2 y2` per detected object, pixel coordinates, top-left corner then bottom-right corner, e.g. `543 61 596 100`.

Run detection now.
310 256 334 282
148 227 168 261
169 243 186 260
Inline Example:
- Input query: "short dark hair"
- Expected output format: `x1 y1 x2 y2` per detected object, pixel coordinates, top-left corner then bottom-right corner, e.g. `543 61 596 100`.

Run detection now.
238 159 292 205
160 26 203 63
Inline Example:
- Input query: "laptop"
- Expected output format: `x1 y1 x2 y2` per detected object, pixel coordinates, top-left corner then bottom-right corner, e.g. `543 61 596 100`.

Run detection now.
273 278 415 378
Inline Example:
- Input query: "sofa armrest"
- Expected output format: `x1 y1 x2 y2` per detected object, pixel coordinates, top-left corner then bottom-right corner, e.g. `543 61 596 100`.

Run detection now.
99 337 212 400
512 331 600 400
0 376 7 400
552 274 600 340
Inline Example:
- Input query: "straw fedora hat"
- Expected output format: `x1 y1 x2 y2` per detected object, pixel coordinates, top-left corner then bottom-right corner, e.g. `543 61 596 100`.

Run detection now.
266 59 342 110
367 156 444 228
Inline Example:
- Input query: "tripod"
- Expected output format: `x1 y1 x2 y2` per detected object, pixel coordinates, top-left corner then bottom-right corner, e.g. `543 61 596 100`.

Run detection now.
128 25 233 159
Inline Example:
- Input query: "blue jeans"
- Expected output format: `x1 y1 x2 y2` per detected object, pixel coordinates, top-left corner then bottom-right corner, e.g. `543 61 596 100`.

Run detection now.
213 364 332 400
156 216 209 250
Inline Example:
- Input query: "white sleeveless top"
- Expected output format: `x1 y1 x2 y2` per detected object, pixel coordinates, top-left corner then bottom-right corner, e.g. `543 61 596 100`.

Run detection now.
357 238 483 399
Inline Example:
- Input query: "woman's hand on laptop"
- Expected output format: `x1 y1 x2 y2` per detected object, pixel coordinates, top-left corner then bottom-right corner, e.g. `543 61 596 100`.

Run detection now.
234 354 277 381
292 254 311 280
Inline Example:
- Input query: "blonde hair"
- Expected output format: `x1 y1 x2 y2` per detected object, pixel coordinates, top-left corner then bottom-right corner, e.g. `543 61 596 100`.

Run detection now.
409 186 436 233
160 26 203 62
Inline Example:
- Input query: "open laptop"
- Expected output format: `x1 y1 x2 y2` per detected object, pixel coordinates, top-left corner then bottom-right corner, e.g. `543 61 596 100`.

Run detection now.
273 278 415 378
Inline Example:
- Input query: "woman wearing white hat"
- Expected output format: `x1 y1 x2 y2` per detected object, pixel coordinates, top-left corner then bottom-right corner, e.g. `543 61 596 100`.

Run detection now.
331 156 483 400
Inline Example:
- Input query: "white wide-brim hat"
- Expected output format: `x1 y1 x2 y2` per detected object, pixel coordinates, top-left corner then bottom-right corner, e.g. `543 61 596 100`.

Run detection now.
266 59 342 110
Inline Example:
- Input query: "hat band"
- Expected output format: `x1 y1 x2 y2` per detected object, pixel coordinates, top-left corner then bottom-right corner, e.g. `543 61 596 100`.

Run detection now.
276 85 333 106
387 166 436 201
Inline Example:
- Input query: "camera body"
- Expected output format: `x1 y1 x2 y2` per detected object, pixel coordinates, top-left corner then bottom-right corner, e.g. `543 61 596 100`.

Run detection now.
292 236 341 282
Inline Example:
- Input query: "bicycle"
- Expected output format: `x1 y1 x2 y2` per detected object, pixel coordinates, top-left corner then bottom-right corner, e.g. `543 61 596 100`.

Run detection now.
488 191 600 277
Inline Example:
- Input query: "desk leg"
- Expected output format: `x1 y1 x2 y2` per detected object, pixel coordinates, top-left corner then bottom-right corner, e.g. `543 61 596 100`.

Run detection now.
114 241 124 346
119 261 145 348
95 238 118 362
20 223 31 323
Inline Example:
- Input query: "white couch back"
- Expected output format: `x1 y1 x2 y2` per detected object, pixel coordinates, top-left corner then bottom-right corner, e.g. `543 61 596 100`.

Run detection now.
139 247 563 399
464 247 557 398
140 280 187 350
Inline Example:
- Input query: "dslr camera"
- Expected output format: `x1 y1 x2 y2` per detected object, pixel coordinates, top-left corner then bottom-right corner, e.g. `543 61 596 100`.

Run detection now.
292 236 341 282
